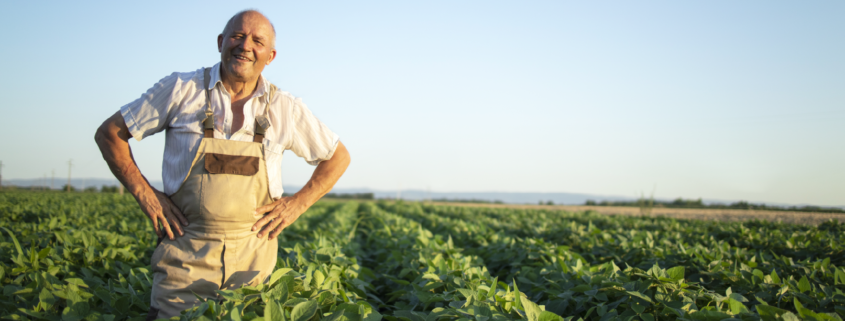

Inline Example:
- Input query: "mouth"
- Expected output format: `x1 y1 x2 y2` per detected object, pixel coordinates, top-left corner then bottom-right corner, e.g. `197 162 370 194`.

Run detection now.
233 54 253 62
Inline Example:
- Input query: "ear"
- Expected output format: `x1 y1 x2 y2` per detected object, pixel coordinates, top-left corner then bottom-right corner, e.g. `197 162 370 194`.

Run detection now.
266 48 277 66
217 34 223 52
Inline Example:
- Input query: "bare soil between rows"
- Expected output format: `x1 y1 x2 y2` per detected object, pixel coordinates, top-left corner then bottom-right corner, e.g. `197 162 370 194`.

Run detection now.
429 202 844 226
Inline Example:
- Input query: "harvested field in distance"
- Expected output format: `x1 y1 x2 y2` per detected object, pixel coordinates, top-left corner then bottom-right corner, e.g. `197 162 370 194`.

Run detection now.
430 202 845 225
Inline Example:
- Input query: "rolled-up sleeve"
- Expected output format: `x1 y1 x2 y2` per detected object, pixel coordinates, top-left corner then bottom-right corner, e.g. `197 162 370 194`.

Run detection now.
288 98 339 165
119 72 181 141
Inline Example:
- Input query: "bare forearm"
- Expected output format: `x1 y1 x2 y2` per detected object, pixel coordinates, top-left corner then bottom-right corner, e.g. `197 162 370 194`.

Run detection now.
94 112 154 196
95 112 187 238
292 141 351 205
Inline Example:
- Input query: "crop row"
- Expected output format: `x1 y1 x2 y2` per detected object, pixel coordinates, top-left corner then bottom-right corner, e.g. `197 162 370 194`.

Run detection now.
2 192 844 321
382 201 845 320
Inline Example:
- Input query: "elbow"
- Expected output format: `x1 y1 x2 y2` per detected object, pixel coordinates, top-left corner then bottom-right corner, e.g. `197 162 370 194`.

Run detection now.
336 142 351 168
95 112 131 148
94 124 107 148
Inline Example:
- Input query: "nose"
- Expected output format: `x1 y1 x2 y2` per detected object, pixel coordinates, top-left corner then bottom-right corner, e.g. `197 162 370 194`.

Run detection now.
240 36 255 52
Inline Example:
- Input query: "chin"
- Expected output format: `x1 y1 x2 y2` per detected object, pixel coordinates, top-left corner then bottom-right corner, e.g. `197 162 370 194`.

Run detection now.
226 66 253 79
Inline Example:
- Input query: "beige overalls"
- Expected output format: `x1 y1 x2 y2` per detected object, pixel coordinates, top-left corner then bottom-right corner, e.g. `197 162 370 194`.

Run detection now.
148 68 278 320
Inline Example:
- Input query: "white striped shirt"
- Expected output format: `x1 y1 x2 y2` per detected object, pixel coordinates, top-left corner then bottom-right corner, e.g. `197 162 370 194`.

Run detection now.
120 63 339 198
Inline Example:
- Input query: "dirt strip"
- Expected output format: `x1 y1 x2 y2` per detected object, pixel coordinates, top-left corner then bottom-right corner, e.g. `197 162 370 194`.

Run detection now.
428 202 844 226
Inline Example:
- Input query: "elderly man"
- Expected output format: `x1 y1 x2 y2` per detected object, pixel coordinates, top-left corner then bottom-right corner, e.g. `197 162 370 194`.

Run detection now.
94 10 350 320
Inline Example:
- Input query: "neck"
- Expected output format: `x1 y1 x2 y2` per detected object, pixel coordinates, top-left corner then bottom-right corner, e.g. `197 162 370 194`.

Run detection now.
220 68 260 100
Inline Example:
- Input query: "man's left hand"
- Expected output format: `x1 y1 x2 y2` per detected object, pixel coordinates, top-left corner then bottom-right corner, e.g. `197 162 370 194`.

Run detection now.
253 197 308 240
252 141 350 240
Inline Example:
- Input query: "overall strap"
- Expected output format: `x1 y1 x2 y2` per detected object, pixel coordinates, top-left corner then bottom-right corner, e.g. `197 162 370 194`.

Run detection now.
202 68 215 138
252 84 277 143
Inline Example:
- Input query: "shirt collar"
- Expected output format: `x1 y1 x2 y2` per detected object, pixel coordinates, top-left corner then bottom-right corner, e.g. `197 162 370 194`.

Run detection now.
210 62 270 102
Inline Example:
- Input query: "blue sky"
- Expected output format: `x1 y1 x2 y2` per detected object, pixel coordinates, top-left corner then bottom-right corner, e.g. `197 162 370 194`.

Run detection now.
0 1 843 206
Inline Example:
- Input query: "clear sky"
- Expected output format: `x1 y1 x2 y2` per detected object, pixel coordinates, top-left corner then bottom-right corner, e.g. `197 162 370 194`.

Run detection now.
0 1 843 206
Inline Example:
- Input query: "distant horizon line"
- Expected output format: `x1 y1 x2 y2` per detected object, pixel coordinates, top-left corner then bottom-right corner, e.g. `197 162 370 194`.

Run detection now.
3 177 843 209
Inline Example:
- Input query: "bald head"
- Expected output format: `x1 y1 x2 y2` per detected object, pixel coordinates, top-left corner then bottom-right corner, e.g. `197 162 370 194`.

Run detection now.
222 10 276 48
217 9 278 83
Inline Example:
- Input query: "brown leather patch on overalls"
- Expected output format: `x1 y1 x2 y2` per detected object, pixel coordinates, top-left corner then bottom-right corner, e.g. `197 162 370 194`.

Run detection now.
204 153 259 176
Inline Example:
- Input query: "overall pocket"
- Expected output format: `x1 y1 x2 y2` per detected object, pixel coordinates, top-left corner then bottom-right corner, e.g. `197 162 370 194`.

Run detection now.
200 153 262 223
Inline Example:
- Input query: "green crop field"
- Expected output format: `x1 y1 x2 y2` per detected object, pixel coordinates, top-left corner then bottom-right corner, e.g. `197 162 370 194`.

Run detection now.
1 191 844 321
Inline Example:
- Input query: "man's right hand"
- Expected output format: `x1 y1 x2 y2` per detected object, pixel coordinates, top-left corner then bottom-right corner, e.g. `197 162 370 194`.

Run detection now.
134 187 188 240
95 111 189 240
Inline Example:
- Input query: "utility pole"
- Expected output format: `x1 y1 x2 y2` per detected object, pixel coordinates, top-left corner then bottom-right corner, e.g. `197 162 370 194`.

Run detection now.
51 170 55 190
67 159 73 192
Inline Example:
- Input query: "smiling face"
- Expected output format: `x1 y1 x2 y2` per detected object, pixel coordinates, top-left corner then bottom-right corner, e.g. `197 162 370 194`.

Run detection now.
217 11 277 83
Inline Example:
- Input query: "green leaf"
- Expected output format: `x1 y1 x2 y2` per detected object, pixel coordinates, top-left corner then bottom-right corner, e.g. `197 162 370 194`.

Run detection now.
65 278 89 288
38 288 57 311
771 270 782 284
217 289 243 302
273 281 289 301
640 313 654 321
632 302 645 314
522 298 544 321
395 310 426 321
756 304 792 321
487 277 498 299
284 298 310 307
422 273 441 281
728 298 748 315
386 276 410 285
270 268 294 287
666 267 684 281
513 279 523 311
570 284 592 292
357 301 382 321
457 288 475 300
793 298 841 320
728 293 748 303
265 300 285 321
303 265 315 291
325 304 361 321
538 311 564 321
625 291 653 304
316 248 333 262
291 300 318 321
687 309 731 321
1 227 23 258
335 303 362 321
797 276 811 293
835 268 845 285
230 305 243 321
781 312 801 321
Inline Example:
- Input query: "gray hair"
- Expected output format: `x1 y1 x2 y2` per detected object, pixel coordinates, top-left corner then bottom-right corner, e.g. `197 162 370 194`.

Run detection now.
221 9 277 48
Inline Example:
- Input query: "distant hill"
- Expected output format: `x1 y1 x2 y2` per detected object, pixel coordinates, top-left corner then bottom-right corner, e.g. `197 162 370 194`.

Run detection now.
288 186 845 209
4 178 163 191
3 178 841 209
307 187 630 205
